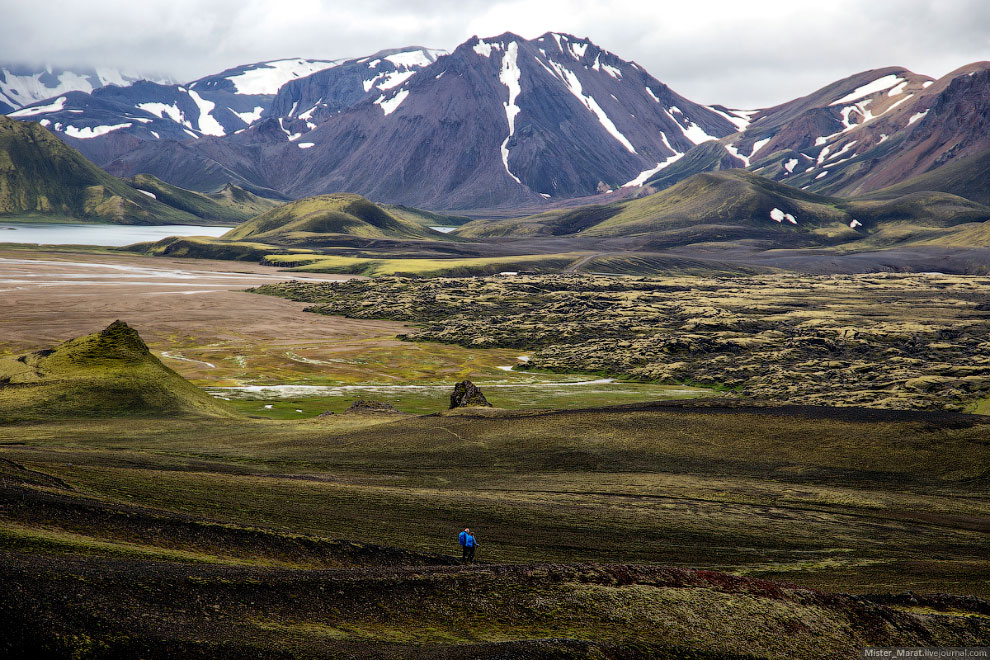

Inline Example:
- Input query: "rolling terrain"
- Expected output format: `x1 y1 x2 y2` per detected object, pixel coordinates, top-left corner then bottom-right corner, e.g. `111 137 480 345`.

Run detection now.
0 115 281 224
0 319 987 657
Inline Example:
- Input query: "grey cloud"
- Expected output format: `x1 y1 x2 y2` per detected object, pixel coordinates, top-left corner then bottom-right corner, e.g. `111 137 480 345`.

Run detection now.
0 0 987 107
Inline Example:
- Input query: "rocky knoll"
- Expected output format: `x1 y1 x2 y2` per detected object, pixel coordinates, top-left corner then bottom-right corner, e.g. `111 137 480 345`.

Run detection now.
254 274 990 411
450 380 492 408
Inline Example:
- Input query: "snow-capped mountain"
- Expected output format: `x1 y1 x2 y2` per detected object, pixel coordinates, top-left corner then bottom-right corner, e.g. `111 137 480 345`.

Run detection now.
6 51 445 169
661 63 990 199
8 38 987 212
0 64 173 114
102 33 745 209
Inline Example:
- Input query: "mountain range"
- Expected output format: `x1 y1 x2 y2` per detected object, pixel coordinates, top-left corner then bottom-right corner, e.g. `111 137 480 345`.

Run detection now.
4 34 988 213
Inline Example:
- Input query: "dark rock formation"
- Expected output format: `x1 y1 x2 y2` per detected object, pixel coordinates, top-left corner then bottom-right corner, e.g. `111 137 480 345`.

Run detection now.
343 399 401 414
449 380 492 409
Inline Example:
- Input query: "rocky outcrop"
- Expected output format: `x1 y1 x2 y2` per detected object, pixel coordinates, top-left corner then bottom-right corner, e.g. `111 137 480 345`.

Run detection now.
343 399 402 414
449 381 492 409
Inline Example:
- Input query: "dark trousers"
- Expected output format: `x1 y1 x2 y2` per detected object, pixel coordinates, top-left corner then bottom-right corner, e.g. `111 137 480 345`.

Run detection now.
462 545 475 562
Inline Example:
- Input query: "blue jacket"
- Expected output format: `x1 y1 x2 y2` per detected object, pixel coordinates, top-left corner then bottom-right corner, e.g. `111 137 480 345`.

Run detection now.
459 531 468 546
459 531 477 547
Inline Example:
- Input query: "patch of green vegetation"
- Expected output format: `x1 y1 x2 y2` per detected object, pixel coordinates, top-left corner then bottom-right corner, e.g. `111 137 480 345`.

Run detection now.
251 273 990 411
262 252 589 276
0 116 223 225
223 193 441 242
0 320 234 421
127 174 281 223
382 204 473 228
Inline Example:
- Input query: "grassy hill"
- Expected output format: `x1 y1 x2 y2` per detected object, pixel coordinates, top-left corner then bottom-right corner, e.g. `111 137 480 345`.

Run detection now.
854 148 990 206
127 175 282 223
456 170 990 248
0 320 234 421
223 194 444 243
0 117 224 225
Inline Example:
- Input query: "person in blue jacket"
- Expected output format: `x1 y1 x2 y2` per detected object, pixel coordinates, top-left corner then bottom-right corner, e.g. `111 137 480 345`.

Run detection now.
458 527 478 562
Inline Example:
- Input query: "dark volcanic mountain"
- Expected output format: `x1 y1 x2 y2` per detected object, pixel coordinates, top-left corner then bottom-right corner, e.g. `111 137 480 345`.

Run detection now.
661 62 990 204
7 37 987 213
30 33 745 210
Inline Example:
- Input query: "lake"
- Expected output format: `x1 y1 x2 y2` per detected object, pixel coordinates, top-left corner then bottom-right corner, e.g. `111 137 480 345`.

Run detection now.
0 221 232 246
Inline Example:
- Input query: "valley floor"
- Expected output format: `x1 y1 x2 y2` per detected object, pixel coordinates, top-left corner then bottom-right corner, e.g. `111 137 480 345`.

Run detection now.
1 246 987 657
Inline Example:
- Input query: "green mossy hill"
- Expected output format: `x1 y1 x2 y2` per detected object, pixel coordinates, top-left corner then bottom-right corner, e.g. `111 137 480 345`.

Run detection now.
127 175 282 223
0 320 234 421
456 170 990 244
855 148 990 206
0 117 202 225
223 193 442 243
383 203 473 228
643 140 745 191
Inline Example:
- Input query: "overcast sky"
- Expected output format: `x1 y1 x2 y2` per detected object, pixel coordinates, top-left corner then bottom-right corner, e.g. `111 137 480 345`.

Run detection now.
2 0 987 108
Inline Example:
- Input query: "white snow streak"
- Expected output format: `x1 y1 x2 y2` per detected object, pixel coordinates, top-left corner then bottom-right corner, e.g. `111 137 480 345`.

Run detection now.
297 142 315 149
234 106 264 125
385 49 443 69
600 63 622 79
908 110 928 125
750 137 771 158
10 96 67 117
137 102 188 127
188 90 225 136
545 59 636 154
645 87 660 103
831 74 903 105
783 158 798 174
375 89 409 116
498 42 523 185
707 106 753 131
225 59 340 95
63 123 132 139
622 133 683 187
849 219 862 228
138 189 156 199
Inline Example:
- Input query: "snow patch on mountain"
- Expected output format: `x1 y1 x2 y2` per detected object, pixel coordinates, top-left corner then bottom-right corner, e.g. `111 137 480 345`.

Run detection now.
831 74 903 105
545 59 636 154
64 123 132 139
908 110 928 125
499 41 523 185
188 90 225 136
224 59 341 95
137 102 188 126
623 133 683 187
707 106 754 132
375 89 409 116
750 137 771 159
9 96 67 117
234 106 264 125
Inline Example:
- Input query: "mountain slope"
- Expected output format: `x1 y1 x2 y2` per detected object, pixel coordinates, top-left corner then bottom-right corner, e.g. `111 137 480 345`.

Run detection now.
0 116 203 224
0 116 267 224
456 170 990 247
0 63 172 114
0 321 234 421
8 51 444 167
102 32 743 209
127 174 281 222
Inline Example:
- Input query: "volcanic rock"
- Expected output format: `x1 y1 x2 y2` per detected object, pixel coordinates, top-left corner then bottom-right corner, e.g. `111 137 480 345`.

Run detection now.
449 381 492 409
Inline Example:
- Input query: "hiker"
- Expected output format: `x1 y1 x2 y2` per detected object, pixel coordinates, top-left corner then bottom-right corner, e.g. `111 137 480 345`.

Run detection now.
458 527 478 563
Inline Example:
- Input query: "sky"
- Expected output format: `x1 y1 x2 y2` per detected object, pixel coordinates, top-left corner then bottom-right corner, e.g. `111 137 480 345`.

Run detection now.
2 0 988 108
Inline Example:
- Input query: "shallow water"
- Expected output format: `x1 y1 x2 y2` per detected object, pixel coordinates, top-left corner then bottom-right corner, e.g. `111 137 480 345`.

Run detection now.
0 222 231 246
206 379 705 416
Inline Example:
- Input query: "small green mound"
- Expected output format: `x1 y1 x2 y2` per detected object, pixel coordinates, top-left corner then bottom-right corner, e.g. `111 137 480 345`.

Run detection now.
224 193 441 242
0 320 235 421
